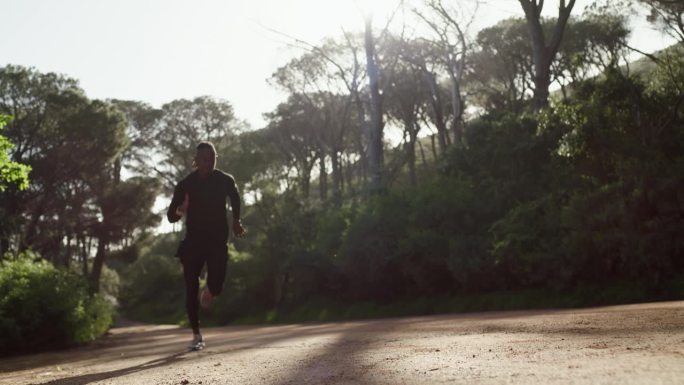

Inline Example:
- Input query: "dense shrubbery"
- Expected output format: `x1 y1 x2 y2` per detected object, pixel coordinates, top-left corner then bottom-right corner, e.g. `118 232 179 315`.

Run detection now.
225 67 683 320
119 249 185 324
0 253 113 355
116 58 684 326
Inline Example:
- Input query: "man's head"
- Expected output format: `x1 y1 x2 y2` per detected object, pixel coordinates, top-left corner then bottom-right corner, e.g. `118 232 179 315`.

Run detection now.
194 141 217 177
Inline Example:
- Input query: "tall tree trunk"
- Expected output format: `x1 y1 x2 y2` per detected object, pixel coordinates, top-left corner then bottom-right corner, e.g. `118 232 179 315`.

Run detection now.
430 134 438 160
300 160 313 199
420 0 470 145
0 239 6 261
344 154 355 195
64 233 72 268
331 149 341 204
22 196 48 251
275 272 289 310
89 234 108 293
1 188 23 258
450 20 467 144
365 16 384 193
418 139 427 165
340 153 347 195
424 71 448 151
113 157 122 184
353 93 368 184
301 175 311 200
407 123 418 186
81 236 89 277
318 150 328 201
449 68 464 144
518 0 577 110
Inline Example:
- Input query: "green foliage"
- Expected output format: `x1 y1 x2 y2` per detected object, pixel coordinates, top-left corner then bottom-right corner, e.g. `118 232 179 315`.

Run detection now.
98 264 121 298
467 13 629 111
119 251 185 324
0 252 113 354
0 115 30 192
156 96 246 188
114 51 684 328
556 68 684 282
0 66 161 298
638 0 684 44
489 67 684 287
69 262 121 298
340 193 413 300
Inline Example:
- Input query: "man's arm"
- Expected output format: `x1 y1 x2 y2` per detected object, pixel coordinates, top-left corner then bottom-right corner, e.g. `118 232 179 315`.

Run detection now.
227 175 241 222
226 175 246 237
167 181 186 223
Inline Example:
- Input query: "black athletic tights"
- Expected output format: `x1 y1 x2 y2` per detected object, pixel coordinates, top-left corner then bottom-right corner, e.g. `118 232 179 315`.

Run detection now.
180 240 228 334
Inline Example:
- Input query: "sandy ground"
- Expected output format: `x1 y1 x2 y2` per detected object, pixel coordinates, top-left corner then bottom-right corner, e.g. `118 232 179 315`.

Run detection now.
1 301 683 385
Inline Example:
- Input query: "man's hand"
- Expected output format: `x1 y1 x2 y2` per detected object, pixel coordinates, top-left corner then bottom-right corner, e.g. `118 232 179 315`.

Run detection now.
233 219 247 238
176 193 189 217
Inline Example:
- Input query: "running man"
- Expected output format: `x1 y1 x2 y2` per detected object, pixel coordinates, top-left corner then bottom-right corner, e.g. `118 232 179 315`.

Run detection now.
167 141 246 351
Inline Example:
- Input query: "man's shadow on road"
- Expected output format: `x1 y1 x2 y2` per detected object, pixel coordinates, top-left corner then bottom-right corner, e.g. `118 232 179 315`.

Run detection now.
40 351 189 385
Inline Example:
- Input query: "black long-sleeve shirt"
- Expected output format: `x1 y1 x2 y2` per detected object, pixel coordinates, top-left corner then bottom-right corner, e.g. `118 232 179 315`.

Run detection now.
167 169 241 242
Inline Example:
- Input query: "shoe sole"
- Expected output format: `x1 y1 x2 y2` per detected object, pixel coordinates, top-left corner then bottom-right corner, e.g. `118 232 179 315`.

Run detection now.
189 342 205 351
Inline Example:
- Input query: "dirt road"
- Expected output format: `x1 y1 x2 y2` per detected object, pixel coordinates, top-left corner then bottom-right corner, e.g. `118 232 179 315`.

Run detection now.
1 301 683 385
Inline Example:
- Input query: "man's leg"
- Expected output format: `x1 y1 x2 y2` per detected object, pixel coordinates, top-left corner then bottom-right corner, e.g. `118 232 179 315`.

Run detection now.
182 250 205 334
205 242 229 298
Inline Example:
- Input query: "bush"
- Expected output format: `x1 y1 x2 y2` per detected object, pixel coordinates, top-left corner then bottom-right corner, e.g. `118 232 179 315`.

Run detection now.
119 252 185 324
0 252 113 355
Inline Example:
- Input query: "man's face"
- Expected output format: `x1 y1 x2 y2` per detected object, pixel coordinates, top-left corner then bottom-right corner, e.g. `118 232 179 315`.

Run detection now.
195 148 216 176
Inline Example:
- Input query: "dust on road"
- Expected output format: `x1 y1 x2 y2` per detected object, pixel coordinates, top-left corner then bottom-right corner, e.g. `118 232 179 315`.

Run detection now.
1 301 683 385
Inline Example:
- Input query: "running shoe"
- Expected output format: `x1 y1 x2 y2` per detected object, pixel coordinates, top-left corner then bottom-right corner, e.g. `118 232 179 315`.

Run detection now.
188 333 205 351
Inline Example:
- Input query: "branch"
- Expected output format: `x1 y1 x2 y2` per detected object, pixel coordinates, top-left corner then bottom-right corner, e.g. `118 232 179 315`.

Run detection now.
621 42 661 63
377 0 407 44
260 25 355 93
547 0 577 55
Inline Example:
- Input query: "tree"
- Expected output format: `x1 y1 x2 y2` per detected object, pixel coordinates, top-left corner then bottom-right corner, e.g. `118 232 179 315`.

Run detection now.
21 96 128 260
154 96 246 191
0 115 31 257
639 0 684 44
216 128 281 198
518 0 577 110
393 36 453 153
365 16 386 193
264 94 321 199
415 0 480 144
466 14 629 111
0 115 30 193
108 99 163 179
269 39 362 202
467 18 535 111
89 176 160 292
382 38 429 186
0 69 129 263
0 66 161 294
0 66 83 256
553 10 629 87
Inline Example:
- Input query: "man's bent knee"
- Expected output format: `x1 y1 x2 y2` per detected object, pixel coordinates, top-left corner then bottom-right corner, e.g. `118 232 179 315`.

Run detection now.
207 282 223 296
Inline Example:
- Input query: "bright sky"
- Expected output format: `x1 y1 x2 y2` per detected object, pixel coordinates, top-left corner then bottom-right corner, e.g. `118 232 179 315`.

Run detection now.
1 0 674 130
